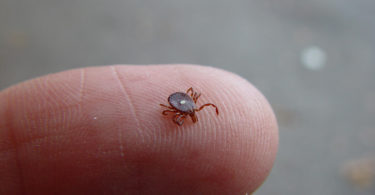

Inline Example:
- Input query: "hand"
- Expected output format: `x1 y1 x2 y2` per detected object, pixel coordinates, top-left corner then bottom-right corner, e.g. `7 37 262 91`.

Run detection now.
0 65 278 194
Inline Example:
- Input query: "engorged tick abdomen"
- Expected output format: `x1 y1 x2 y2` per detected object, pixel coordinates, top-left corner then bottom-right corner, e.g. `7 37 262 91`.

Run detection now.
168 92 196 114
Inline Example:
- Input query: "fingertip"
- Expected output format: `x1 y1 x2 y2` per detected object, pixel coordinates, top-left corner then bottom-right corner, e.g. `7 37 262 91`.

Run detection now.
114 64 279 193
0 64 278 194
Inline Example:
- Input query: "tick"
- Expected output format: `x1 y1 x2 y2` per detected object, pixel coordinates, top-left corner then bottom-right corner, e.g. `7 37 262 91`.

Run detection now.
160 87 219 126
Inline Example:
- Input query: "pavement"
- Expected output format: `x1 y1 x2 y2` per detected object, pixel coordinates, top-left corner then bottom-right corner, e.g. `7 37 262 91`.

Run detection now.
1 0 375 194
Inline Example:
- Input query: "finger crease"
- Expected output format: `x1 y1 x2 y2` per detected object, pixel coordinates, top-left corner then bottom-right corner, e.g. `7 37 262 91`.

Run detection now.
78 68 86 111
111 66 145 153
5 96 25 194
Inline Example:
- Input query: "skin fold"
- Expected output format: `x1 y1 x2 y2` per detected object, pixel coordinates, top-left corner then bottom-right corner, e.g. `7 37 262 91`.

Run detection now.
0 65 278 194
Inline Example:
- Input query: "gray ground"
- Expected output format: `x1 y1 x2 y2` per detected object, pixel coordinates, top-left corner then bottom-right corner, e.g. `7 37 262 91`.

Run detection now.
1 0 375 194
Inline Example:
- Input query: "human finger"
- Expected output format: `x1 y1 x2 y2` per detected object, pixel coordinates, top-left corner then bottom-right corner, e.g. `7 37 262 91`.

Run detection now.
0 65 278 194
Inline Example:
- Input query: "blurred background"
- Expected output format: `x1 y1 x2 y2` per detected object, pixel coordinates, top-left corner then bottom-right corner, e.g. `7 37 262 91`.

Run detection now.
1 0 375 194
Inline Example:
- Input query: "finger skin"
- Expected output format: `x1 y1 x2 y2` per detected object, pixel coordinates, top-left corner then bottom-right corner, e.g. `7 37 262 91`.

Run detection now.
0 65 278 194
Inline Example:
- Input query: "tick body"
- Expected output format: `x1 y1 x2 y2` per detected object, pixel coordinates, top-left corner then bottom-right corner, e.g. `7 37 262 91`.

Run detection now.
160 87 219 126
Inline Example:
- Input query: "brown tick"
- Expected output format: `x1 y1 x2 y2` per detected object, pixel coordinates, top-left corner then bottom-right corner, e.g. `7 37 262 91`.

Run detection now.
160 87 219 126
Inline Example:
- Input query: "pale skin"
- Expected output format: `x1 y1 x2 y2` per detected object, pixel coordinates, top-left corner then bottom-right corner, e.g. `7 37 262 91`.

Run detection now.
0 65 278 194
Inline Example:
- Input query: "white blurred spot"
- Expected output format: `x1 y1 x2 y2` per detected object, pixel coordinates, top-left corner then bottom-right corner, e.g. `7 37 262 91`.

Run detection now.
301 46 326 71
180 100 186 105
93 117 98 120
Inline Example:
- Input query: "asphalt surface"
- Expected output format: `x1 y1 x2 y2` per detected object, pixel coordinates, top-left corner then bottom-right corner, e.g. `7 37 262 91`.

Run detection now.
1 0 375 194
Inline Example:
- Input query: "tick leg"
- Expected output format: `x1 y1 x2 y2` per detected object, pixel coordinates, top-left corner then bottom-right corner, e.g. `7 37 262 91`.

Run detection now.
193 93 201 103
160 104 174 109
186 87 194 97
173 113 187 126
187 87 201 103
162 109 177 116
196 103 219 115
190 113 198 123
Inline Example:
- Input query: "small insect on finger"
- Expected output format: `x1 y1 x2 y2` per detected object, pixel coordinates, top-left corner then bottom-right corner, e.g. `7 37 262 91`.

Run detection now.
160 87 219 126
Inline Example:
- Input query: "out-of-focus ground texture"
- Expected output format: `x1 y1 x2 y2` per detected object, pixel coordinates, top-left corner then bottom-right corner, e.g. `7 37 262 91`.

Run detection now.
1 0 375 194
